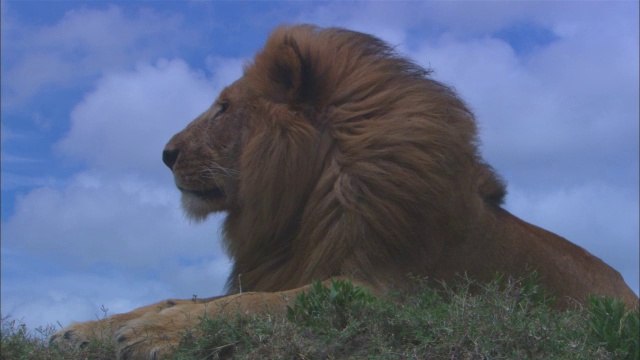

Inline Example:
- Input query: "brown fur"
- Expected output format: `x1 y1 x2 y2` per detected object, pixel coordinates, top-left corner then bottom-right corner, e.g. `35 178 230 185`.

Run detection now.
51 25 637 358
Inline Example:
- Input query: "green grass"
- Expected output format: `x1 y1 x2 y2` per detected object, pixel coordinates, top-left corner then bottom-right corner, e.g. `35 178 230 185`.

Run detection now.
588 296 639 359
0 314 114 360
3 275 638 359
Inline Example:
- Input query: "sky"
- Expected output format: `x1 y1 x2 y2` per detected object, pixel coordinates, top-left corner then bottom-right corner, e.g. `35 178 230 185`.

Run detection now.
1 1 638 331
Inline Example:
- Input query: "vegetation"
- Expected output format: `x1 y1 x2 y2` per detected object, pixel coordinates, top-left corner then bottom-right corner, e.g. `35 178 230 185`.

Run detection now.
2 275 638 359
0 315 113 360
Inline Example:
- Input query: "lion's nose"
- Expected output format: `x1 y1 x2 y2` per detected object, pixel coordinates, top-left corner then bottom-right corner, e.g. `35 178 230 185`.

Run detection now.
162 148 180 170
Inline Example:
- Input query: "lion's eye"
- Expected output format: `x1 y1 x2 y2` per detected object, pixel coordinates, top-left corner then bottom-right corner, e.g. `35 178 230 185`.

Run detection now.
215 102 229 118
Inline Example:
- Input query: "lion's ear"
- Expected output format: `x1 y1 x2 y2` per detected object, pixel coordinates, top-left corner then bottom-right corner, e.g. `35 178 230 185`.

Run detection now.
251 33 319 105
271 37 317 104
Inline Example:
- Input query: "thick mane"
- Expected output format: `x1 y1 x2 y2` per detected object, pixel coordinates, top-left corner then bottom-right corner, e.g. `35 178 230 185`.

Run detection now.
226 25 506 293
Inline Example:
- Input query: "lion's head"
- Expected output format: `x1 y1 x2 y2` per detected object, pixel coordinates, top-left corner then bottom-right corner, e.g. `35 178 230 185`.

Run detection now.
163 25 506 293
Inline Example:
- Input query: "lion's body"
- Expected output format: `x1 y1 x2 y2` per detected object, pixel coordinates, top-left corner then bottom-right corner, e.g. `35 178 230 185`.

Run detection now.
51 25 637 358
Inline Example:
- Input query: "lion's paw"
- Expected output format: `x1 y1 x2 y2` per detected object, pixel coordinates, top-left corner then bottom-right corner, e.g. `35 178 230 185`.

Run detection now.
49 319 108 349
113 320 177 360
112 302 205 359
48 327 85 349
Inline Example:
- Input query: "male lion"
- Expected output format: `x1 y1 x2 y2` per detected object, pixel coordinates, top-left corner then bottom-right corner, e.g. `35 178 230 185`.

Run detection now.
51 25 638 358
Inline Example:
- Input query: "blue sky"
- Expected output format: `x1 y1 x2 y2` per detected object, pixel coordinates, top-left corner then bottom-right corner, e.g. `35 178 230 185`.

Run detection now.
1 1 638 330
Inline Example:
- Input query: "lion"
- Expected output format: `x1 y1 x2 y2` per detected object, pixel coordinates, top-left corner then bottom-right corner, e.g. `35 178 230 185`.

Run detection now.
50 25 638 358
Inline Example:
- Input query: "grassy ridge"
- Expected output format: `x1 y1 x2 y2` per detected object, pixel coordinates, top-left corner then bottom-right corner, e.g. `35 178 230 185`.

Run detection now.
2 275 638 359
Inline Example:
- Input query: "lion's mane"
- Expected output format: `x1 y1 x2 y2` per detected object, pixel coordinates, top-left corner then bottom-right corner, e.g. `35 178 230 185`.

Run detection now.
222 25 506 294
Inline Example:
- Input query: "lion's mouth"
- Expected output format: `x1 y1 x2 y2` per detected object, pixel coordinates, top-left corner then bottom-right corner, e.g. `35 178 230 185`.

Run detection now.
179 187 225 200
177 185 227 220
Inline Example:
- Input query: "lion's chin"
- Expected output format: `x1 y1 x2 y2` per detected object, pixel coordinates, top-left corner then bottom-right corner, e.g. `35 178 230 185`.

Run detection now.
180 190 226 222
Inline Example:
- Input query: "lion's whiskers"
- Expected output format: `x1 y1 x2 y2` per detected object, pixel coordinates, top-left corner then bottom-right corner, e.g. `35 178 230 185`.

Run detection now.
194 162 239 196
198 161 239 179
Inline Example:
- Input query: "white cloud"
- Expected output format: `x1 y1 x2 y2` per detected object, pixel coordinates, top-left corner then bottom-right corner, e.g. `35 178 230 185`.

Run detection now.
2 55 238 326
1 255 231 330
1 173 231 328
3 172 221 267
56 58 217 176
506 183 639 294
1 263 172 330
3 5 198 108
1 123 20 142
1 238 233 329
0 173 57 191
404 3 638 184
162 256 233 299
205 56 246 89
295 2 410 48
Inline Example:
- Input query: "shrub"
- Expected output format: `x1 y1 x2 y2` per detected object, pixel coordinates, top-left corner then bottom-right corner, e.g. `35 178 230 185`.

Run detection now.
588 296 639 360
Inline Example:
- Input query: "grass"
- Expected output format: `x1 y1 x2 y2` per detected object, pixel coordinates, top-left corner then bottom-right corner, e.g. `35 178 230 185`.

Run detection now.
0 312 114 360
3 275 638 359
